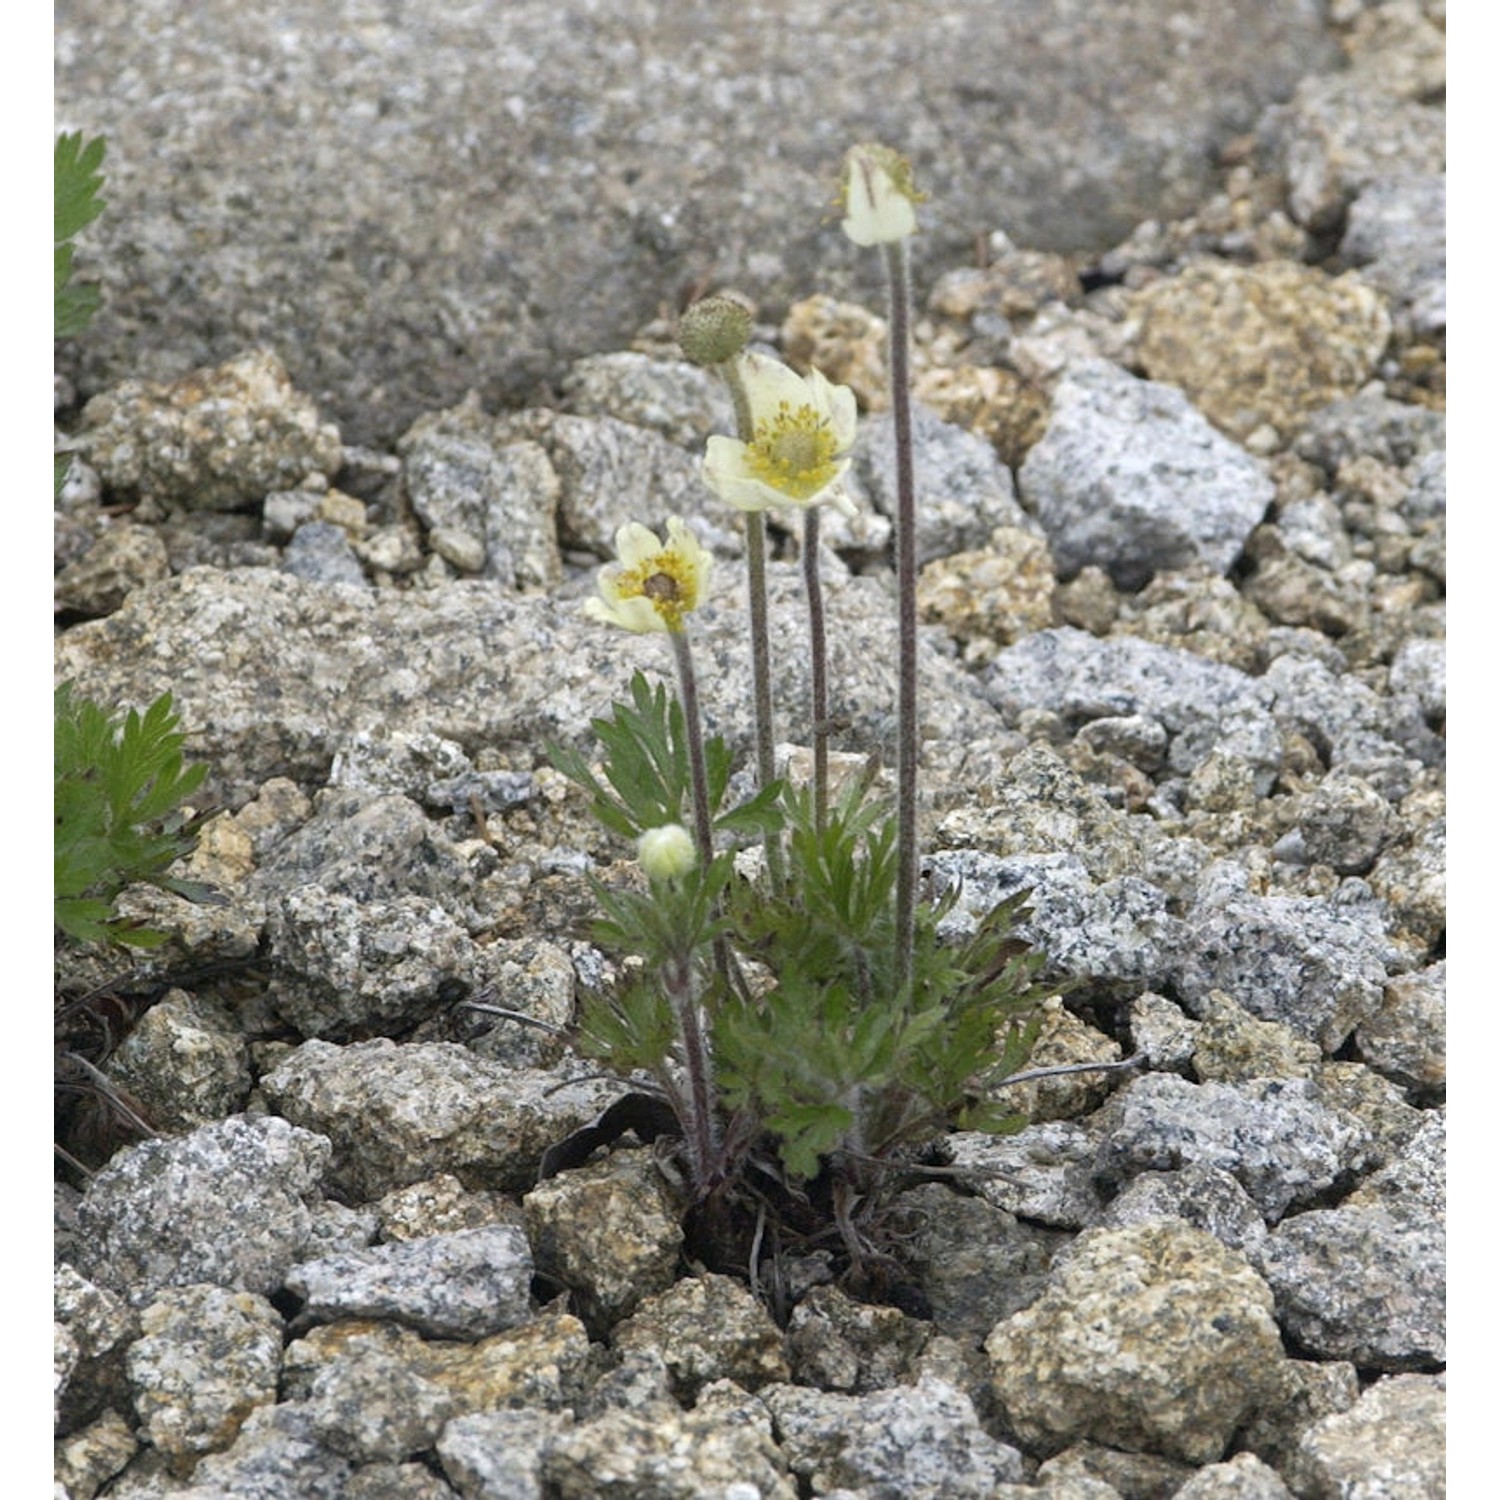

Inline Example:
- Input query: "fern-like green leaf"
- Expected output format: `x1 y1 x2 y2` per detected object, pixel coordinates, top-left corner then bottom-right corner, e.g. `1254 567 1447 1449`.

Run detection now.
54 684 216 949
55 132 106 341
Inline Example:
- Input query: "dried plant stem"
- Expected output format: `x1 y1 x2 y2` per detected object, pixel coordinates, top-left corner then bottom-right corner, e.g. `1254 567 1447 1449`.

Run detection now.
802 505 830 831
882 237 919 992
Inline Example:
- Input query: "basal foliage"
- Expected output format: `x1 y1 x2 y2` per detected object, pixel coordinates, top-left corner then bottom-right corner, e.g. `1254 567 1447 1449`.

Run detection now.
54 685 216 948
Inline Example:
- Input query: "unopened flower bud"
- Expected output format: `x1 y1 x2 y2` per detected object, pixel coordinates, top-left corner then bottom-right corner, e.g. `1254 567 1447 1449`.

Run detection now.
840 142 922 246
637 823 698 882
677 295 753 366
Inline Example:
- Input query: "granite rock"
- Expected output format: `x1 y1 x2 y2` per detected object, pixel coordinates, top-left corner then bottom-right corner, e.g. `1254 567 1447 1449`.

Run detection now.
1285 1373 1445 1499
1018 360 1274 590
56 0 1337 445
73 1115 332 1307
1093 1073 1371 1222
985 1221 1285 1465
1133 261 1391 444
124 1284 284 1475
285 1224 534 1341
76 349 342 511
763 1374 1025 1498
260 1038 619 1198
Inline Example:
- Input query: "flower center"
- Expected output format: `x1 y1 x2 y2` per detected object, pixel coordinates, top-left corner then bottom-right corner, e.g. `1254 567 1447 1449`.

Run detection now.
745 401 842 500
619 554 699 630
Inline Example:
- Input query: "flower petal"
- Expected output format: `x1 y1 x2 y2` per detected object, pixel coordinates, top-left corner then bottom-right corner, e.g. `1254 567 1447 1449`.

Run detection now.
613 522 664 568
738 353 817 427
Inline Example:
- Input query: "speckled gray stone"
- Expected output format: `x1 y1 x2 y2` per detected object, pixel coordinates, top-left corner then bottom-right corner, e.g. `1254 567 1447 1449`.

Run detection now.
927 849 1183 996
541 1382 795 1499
613 1273 789 1397
854 403 1034 565
763 1374 1025 1498
436 1408 573 1500
52 560 1007 810
53 1409 139 1500
1402 448 1446 525
1018 360 1274 591
286 1224 534 1340
303 1346 457 1464
1355 961 1445 1093
1284 1373 1445 1500
1096 1163 1269 1257
985 1220 1285 1465
1345 1108 1444 1224
281 1308 594 1421
103 991 254 1133
345 1463 459 1499
982 629 1281 794
169 1401 354 1499
53 522 172 616
522 1149 684 1330
125 1284 284 1475
399 397 564 590
282 519 369 586
1128 991 1201 1074
561 352 728 450
1235 1356 1360 1476
783 1285 929 1395
261 1038 620 1198
266 887 480 1039
1035 1443 1194 1500
1170 880 1399 1050
1094 1073 1371 1222
1340 172 1446 335
1173 1452 1296 1500
73 1114 332 1307
893 1183 1067 1343
1251 1203 1444 1369
1293 769 1399 874
75 348 342 510
933 742 1211 896
54 1266 137 1436
1263 651 1441 777
1259 71 1445 235
56 0 1336 446
1293 389 1446 476
945 1122 1106 1230
1189 990 1323 1085
251 788 482 911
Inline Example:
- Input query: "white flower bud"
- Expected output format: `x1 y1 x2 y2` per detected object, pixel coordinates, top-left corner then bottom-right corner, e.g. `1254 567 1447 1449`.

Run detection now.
637 823 698 882
840 142 921 247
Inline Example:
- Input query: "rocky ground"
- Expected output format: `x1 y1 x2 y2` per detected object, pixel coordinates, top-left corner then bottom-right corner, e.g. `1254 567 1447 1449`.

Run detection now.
54 1 1444 1496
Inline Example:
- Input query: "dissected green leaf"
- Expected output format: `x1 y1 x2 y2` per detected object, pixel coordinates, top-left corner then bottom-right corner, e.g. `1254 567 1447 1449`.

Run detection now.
548 662 1053 1199
55 132 106 341
55 132 107 244
54 683 216 949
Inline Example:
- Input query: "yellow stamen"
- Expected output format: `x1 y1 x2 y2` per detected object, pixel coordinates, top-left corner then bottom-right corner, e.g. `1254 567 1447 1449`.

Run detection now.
616 553 700 631
744 401 842 501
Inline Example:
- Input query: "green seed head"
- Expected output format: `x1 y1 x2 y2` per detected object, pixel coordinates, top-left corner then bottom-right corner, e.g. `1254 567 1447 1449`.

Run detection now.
677 295 753 367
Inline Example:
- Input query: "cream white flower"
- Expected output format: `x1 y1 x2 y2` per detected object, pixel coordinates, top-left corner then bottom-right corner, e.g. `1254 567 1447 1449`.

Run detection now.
702 353 858 516
840 142 921 247
583 517 712 634
637 822 697 882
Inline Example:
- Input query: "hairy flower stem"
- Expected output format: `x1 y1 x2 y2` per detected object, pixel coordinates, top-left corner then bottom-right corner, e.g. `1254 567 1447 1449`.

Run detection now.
719 358 786 893
661 947 721 1190
669 630 716 879
803 506 830 832
882 237 919 993
667 628 726 1187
